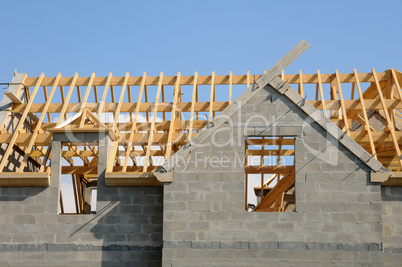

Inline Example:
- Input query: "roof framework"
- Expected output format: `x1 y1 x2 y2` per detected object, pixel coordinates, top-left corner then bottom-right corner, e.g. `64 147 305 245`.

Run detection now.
1 68 402 182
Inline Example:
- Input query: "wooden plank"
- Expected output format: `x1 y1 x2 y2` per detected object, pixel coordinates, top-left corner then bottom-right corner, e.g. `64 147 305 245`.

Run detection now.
165 72 181 159
246 138 294 146
97 72 113 118
391 69 402 101
56 73 78 126
260 137 265 202
42 86 52 122
79 72 96 112
188 71 198 139
18 73 62 172
13 101 231 114
317 70 327 116
229 71 233 104
245 166 294 174
62 165 160 174
4 91 23 103
24 71 388 87
122 72 146 172
112 72 129 132
0 73 44 172
71 174 79 214
373 68 402 168
354 69 377 158
209 71 215 121
254 174 295 212
335 69 350 136
143 72 163 172
298 70 304 97
107 141 119 172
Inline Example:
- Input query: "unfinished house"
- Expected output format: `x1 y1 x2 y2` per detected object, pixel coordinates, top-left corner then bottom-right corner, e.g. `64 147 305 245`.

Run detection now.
0 40 401 266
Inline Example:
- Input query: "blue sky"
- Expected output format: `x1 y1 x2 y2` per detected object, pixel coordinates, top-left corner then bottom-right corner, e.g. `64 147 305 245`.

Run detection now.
1 0 401 84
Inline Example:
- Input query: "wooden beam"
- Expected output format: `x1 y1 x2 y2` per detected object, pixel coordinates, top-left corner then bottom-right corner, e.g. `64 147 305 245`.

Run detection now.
209 71 215 122
298 70 304 97
373 68 402 168
229 71 233 104
317 70 327 116
24 72 389 87
143 72 163 172
97 73 112 119
335 69 350 136
57 73 78 126
165 72 181 159
245 166 294 174
0 73 44 172
254 174 295 212
122 72 146 172
354 69 377 158
18 73 61 172
188 71 198 139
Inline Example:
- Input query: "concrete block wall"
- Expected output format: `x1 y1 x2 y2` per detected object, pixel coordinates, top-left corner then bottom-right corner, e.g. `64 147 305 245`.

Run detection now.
382 186 402 266
0 135 163 266
0 186 163 266
163 85 384 266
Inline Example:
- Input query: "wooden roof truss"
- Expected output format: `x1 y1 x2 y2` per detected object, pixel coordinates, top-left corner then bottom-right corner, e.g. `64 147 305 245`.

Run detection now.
1 69 402 186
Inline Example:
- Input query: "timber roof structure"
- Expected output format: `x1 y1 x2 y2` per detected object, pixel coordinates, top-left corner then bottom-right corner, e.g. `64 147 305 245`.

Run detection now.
1 67 402 186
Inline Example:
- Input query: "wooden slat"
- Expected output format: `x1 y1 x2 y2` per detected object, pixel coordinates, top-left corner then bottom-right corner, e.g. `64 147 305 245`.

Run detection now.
254 174 295 212
24 72 389 87
209 71 215 121
373 68 402 168
229 71 233 104
317 70 327 116
79 73 96 112
57 73 78 126
143 72 163 172
335 69 350 136
18 73 61 172
245 166 294 174
112 72 129 132
354 69 377 158
165 72 181 159
188 71 198 139
42 86 51 122
0 73 44 172
122 72 146 172
298 70 304 97
97 73 112 119
13 101 230 114
391 69 402 101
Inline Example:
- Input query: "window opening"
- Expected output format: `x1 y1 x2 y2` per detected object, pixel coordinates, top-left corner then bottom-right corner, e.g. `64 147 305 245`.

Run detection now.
245 136 295 212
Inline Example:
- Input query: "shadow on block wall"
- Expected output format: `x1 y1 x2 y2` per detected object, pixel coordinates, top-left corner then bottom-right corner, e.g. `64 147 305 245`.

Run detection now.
87 186 163 266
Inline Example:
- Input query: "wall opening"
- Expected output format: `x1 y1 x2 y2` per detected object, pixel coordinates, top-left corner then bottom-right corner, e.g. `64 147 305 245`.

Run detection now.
58 142 98 215
245 136 295 212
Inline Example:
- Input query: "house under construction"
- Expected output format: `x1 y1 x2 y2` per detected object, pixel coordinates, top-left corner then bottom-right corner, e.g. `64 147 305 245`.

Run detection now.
0 40 401 266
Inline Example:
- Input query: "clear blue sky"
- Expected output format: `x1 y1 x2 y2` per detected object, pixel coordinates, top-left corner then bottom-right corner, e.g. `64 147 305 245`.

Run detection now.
0 0 401 91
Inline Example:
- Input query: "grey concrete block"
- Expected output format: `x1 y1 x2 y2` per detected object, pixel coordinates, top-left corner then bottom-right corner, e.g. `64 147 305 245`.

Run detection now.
368 243 381 251
307 242 337 251
278 242 308 250
48 243 74 251
13 215 36 224
337 243 368 251
191 241 220 249
220 241 249 249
